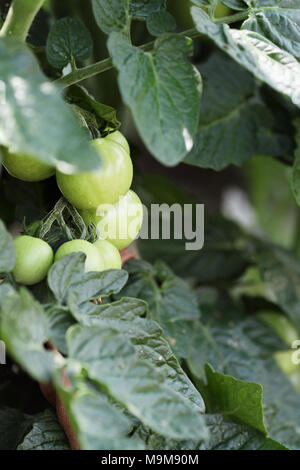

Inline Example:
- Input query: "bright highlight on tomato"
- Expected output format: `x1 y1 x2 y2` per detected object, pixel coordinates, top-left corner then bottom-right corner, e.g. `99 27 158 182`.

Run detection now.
54 239 105 272
79 190 143 250
93 239 122 270
13 235 54 285
2 148 55 182
56 138 133 210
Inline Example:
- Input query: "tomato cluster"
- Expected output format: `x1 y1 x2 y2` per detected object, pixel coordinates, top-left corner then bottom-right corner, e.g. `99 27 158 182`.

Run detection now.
2 131 143 284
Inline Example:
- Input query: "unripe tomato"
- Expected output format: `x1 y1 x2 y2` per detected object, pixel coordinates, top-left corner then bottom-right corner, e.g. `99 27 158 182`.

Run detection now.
103 131 130 154
54 239 105 272
13 235 54 285
79 190 143 250
56 138 133 210
214 2 231 18
2 148 55 182
93 239 122 270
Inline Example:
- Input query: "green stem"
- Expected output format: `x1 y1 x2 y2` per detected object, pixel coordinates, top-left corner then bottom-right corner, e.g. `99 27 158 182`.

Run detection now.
214 9 250 25
0 0 45 42
55 28 203 88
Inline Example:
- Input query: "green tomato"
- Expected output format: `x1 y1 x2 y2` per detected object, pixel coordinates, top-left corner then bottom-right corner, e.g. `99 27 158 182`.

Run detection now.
2 148 55 182
214 2 231 18
56 138 133 210
103 131 130 154
13 235 53 285
80 190 143 250
54 239 105 272
93 239 122 270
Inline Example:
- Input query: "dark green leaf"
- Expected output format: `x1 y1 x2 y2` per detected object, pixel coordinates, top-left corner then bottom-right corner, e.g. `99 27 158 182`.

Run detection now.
130 0 166 19
17 409 69 450
48 252 128 305
146 11 176 36
191 5 300 108
66 324 208 441
46 17 93 69
291 119 300 206
92 0 130 34
0 407 32 450
0 286 56 382
44 305 75 355
0 219 15 273
108 32 202 166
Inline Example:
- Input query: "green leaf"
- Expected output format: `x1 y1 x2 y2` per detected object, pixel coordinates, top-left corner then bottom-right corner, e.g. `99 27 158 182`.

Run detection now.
130 0 166 19
48 252 128 305
187 305 300 449
17 409 69 450
54 369 144 450
221 0 247 9
185 52 293 170
108 32 202 166
92 0 130 34
44 305 75 355
66 85 120 135
146 11 176 36
0 219 15 273
291 119 300 206
202 414 287 450
66 324 208 441
242 1 300 58
68 295 205 412
255 241 300 333
191 5 300 108
0 286 57 382
204 364 267 434
117 260 201 357
0 408 32 450
46 17 93 69
0 38 100 173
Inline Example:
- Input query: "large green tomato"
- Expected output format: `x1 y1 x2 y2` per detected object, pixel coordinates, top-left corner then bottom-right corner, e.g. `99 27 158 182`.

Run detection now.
2 148 55 182
13 235 54 285
54 239 105 272
93 239 122 270
80 190 143 250
56 138 133 210
103 131 130 154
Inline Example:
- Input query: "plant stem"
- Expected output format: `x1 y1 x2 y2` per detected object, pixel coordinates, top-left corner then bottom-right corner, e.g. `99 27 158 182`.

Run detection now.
214 9 250 25
55 28 203 88
0 0 45 42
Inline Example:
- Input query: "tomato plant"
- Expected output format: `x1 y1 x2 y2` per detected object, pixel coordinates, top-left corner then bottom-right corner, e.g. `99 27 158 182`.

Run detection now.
1 0 300 454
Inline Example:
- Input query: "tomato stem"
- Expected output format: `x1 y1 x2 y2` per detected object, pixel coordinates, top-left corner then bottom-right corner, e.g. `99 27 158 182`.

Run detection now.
0 0 45 42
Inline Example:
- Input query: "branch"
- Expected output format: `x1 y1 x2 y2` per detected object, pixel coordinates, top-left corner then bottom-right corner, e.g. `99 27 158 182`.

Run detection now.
55 28 202 89
0 0 45 42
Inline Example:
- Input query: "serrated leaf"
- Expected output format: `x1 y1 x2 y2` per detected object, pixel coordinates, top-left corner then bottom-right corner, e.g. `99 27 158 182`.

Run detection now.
17 409 69 450
46 17 93 69
117 260 201 357
48 252 128 305
108 32 202 166
242 1 300 58
204 364 267 434
187 305 300 449
92 0 130 34
0 286 57 382
54 369 144 450
146 11 176 36
185 52 293 170
130 0 166 19
0 38 100 173
191 5 300 107
66 324 208 441
0 219 15 273
68 295 205 412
